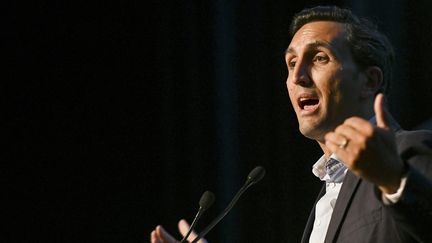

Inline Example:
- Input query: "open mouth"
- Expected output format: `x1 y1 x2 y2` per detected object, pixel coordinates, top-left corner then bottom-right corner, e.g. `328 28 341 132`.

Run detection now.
298 97 319 111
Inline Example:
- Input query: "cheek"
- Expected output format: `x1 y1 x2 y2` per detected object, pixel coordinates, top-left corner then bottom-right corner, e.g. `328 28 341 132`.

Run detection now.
286 82 297 107
286 81 295 97
314 74 342 108
337 72 361 98
313 72 338 95
286 78 291 92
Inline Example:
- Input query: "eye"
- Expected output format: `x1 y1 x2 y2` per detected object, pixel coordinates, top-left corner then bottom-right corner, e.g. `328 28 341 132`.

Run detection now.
287 58 297 70
313 54 329 63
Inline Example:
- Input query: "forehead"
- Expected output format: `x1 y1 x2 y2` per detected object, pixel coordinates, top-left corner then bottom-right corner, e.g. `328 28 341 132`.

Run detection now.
287 21 349 54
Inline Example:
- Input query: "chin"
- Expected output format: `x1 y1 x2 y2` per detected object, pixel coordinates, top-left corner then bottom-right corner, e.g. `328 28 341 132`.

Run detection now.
298 121 328 142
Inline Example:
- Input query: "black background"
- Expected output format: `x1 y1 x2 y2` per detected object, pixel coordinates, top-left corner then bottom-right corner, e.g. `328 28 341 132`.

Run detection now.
7 0 432 242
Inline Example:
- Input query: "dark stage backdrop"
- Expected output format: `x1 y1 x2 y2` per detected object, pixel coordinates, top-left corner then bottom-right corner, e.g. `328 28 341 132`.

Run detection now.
8 0 432 242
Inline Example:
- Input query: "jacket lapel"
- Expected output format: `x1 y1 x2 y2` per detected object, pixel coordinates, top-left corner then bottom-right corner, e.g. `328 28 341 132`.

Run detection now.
324 171 361 243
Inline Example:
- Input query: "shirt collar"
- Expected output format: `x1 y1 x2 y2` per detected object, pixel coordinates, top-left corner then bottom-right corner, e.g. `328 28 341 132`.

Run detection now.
312 154 343 181
312 154 347 183
312 154 327 180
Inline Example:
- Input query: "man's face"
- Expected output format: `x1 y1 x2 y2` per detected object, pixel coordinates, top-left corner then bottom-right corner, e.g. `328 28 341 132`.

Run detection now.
285 21 367 142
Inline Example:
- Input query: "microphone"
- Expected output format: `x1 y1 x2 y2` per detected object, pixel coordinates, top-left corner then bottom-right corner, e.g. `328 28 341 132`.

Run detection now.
191 166 266 243
179 191 215 243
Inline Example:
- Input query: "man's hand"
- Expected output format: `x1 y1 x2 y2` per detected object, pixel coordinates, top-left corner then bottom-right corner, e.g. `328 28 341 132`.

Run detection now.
324 93 405 194
150 219 208 243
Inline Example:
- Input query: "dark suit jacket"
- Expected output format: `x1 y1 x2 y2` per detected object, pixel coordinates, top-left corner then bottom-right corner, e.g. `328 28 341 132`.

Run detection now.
301 130 432 243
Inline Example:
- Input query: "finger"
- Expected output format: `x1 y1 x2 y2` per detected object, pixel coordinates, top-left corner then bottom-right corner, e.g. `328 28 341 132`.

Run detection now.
336 124 365 142
178 219 195 241
325 131 349 148
178 219 190 236
151 229 163 243
178 219 207 243
156 225 179 243
151 230 160 243
342 117 374 137
374 93 389 129
325 132 349 153
325 136 349 161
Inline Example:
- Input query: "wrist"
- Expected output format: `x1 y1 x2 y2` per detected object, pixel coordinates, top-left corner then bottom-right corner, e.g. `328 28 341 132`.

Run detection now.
378 160 408 194
382 175 408 204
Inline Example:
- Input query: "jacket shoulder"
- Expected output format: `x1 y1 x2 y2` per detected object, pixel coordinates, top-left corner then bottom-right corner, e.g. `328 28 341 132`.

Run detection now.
396 129 432 148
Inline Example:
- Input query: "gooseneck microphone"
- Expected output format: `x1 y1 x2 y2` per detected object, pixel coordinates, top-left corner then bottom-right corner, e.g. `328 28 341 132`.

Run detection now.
179 191 215 243
191 166 266 243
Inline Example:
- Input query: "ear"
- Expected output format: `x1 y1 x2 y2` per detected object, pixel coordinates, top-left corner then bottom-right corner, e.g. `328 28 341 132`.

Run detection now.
360 66 383 99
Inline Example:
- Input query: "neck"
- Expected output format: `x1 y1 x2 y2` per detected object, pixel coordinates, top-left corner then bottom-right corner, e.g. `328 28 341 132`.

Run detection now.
318 141 332 160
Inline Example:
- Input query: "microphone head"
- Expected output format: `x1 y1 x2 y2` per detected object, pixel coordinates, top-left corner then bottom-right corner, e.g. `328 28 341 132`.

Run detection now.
199 191 215 210
246 166 266 185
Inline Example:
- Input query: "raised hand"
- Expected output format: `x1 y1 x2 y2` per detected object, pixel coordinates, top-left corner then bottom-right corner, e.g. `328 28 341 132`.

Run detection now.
150 219 208 243
324 93 405 194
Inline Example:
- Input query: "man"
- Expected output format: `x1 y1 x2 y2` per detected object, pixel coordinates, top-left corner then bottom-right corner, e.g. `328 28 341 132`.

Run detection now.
151 6 432 243
286 6 432 243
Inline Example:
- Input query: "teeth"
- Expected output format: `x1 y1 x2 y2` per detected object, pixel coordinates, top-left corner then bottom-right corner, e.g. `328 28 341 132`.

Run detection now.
300 97 316 102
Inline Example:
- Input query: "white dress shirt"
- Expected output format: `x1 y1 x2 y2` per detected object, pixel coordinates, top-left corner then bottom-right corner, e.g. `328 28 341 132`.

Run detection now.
309 154 347 243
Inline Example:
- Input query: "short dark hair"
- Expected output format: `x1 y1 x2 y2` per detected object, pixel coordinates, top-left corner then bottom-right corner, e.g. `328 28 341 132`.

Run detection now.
290 6 395 94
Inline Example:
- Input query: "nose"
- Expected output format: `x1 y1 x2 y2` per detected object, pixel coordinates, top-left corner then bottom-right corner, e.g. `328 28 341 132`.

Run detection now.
289 61 312 87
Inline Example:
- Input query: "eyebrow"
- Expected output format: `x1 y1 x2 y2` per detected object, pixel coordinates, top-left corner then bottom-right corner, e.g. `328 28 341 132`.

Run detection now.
285 40 334 56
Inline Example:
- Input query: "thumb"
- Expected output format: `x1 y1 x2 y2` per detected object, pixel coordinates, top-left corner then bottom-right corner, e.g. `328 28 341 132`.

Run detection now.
374 93 389 129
